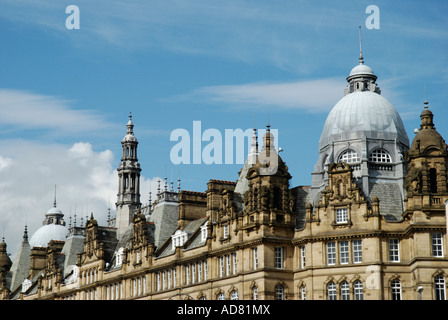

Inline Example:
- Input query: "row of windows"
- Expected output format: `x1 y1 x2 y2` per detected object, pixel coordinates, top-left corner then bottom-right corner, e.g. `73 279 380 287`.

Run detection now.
323 240 363 266
338 149 392 164
327 280 364 300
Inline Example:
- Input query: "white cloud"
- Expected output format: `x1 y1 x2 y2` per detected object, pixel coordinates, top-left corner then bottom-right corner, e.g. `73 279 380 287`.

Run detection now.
0 138 163 258
0 89 113 135
168 78 346 112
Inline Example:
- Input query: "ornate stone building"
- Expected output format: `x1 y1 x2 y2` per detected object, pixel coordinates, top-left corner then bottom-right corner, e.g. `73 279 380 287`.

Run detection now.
1 51 447 301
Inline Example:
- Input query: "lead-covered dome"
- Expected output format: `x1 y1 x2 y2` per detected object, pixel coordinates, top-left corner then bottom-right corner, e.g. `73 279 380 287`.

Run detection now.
29 224 68 248
319 90 409 148
29 203 67 248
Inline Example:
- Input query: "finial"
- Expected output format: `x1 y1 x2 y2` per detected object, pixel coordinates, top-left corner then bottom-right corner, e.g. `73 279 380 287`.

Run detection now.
177 168 181 193
424 83 429 109
266 111 270 131
53 184 57 208
23 225 28 242
126 112 134 135
358 26 364 65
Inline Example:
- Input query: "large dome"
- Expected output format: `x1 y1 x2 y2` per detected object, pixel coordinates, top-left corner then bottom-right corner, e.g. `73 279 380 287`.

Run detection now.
319 91 409 149
29 224 68 248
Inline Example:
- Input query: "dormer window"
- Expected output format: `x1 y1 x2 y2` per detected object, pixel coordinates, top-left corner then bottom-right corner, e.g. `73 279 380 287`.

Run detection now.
338 149 360 164
200 221 208 242
172 230 188 249
369 149 391 163
115 247 124 267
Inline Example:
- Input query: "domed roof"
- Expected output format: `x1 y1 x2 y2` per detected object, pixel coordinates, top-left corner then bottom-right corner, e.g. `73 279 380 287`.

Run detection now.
29 224 68 248
409 106 447 155
348 63 375 77
319 91 409 148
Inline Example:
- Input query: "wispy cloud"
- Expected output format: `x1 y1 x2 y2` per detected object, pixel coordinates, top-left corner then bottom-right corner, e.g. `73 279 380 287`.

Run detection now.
0 89 114 135
165 78 347 112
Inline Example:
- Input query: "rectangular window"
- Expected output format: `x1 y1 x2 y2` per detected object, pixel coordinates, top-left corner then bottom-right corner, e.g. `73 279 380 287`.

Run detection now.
389 239 400 262
223 225 229 239
192 263 196 283
274 247 284 269
340 241 349 264
432 233 443 257
300 246 306 268
156 273 160 291
204 260 208 281
219 256 224 277
162 271 166 290
186 265 190 284
353 240 362 263
197 261 202 282
173 268 177 287
336 208 348 223
232 252 237 274
327 242 336 265
253 247 259 270
226 254 231 276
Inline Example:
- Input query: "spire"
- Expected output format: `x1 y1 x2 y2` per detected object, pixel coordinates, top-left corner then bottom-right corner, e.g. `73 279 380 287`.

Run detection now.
358 26 364 65
177 168 181 193
127 112 134 136
23 225 29 243
424 83 429 109
53 184 57 208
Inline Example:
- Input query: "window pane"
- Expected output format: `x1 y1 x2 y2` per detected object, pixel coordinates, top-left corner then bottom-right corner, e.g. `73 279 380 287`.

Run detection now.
353 240 362 263
327 242 336 265
338 150 360 164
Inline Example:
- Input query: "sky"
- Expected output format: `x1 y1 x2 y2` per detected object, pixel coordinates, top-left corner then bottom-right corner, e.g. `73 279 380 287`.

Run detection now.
0 0 447 256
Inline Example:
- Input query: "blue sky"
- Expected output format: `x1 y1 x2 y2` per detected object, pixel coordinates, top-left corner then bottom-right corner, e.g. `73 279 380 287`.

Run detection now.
0 0 447 254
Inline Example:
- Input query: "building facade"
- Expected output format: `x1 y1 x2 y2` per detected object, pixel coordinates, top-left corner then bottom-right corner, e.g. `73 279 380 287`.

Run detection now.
0 53 447 301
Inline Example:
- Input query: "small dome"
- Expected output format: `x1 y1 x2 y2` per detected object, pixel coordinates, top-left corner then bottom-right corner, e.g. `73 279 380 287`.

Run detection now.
46 207 63 215
319 91 409 148
29 224 68 248
349 64 374 77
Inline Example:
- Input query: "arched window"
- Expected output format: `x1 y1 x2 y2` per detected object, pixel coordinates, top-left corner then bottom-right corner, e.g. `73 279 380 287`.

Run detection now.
354 280 363 300
217 292 225 300
435 275 446 300
369 149 392 163
252 286 258 300
338 149 360 164
391 279 401 300
275 285 285 300
327 282 337 300
340 281 350 300
230 290 239 300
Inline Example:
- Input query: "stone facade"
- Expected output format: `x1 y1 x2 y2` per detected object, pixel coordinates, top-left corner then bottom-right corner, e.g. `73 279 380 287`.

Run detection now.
1 56 447 301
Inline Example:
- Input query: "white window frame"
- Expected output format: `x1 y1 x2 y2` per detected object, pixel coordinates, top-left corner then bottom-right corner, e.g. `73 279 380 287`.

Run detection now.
389 239 400 262
432 233 443 257
336 208 348 224
391 279 401 300
340 241 349 264
354 280 363 300
327 242 336 265
223 224 229 239
253 247 259 270
338 149 360 164
353 240 362 263
274 247 284 269
300 246 306 268
340 281 350 300
327 282 337 300
435 275 446 300
369 149 392 163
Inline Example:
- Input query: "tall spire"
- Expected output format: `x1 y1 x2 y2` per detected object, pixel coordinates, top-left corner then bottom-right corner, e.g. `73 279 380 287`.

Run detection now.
127 112 134 135
53 184 57 208
358 25 364 65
